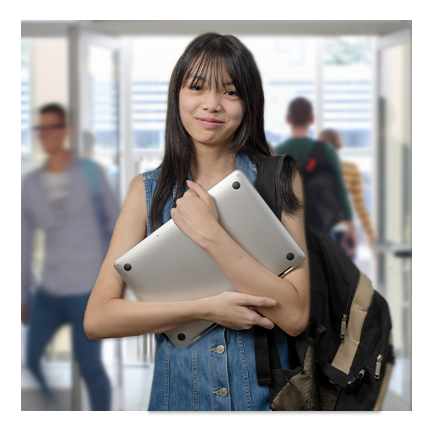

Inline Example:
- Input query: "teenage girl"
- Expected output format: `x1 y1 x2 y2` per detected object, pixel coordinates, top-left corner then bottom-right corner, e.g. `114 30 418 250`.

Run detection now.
84 33 310 411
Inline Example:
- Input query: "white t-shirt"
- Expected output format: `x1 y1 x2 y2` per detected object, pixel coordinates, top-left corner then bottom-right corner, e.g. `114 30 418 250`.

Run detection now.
41 170 70 216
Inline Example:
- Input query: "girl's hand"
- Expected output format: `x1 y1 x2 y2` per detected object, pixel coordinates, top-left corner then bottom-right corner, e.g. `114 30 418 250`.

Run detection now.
170 180 220 246
201 291 276 330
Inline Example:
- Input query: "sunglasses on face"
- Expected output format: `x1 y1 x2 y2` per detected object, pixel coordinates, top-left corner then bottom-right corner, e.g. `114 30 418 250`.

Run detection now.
32 124 66 133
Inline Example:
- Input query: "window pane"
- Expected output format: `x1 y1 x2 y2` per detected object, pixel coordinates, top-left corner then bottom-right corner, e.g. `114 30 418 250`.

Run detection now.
240 37 317 145
21 39 31 151
132 36 192 150
323 37 374 148
87 45 118 151
132 36 318 151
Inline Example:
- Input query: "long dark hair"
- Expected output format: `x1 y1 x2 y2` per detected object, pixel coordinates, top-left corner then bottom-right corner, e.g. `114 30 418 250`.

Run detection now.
150 33 299 232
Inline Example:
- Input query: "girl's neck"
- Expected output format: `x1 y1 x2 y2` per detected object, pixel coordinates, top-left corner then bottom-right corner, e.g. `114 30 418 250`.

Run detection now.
190 144 236 191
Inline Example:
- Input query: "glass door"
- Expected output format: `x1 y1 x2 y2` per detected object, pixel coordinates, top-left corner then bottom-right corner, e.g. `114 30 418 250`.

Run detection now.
68 26 123 410
375 28 411 409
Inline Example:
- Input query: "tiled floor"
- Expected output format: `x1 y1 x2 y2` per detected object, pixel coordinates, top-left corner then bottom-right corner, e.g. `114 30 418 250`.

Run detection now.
22 361 410 411
122 364 154 411
21 362 155 411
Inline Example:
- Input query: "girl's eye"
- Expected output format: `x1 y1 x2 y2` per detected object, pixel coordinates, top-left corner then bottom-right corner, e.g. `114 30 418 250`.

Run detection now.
225 90 237 97
191 85 202 91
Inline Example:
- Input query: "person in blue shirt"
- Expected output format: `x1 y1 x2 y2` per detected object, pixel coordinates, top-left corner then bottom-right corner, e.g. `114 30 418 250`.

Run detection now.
22 104 120 410
84 33 310 411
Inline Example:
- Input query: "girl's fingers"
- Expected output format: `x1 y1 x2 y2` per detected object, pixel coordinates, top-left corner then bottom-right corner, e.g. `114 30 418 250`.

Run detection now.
238 294 277 308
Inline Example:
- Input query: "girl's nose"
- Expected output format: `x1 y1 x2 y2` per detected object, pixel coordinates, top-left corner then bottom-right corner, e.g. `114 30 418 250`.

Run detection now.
201 91 222 112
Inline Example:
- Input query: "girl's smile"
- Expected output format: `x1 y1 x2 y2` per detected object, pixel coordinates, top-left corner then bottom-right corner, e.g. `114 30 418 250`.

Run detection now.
195 117 224 127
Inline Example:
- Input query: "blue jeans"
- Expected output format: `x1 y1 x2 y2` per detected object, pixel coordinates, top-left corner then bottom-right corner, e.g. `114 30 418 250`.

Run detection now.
25 288 111 410
327 229 356 262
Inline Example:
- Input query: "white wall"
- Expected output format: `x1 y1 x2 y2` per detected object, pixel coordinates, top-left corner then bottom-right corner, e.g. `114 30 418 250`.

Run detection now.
32 38 68 168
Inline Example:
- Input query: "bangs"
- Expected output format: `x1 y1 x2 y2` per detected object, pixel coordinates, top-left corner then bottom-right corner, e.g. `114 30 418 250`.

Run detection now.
181 46 242 96
150 33 268 231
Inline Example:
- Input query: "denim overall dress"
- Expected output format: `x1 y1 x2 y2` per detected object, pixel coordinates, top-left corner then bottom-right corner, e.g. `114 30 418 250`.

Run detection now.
142 153 293 411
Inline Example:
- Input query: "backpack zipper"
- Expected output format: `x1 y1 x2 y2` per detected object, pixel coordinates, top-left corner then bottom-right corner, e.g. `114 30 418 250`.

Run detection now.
340 281 356 338
345 328 381 394
370 293 392 380
340 314 347 343
327 274 359 363
374 355 383 379
331 291 391 394
361 293 390 381
346 368 366 395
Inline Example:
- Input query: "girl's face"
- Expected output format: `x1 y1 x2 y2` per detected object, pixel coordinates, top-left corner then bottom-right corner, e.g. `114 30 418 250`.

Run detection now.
179 67 245 149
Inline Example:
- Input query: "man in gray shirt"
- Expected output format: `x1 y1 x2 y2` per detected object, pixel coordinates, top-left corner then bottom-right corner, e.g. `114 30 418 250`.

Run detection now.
21 104 120 410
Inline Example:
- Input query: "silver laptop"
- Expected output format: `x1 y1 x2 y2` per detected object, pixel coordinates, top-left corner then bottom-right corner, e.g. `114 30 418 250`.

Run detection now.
114 170 305 349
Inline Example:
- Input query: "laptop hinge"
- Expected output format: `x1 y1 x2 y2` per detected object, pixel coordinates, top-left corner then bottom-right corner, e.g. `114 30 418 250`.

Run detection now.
279 266 293 278
191 323 218 343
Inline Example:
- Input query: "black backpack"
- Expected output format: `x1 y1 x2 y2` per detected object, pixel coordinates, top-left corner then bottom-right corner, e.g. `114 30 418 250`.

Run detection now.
253 155 394 411
300 141 345 232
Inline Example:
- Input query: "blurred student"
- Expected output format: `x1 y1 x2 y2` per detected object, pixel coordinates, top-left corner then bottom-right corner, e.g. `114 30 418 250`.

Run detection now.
275 97 357 258
21 103 120 410
319 128 376 253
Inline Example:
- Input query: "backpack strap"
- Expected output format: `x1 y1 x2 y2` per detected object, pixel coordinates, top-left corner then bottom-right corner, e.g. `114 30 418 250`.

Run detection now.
79 157 104 199
302 141 325 171
254 155 285 219
254 326 272 385
312 140 326 156
79 158 110 253
254 326 282 386
253 155 286 386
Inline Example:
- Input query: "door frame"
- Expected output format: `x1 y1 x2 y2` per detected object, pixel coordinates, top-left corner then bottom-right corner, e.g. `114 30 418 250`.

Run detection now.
68 26 124 411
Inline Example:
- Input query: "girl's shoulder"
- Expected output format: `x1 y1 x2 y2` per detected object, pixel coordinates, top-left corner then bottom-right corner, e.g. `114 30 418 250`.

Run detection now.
140 167 161 182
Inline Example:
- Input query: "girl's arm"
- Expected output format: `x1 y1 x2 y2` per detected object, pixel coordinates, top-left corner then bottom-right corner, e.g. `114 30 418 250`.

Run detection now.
84 175 277 340
84 174 198 339
171 170 310 337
